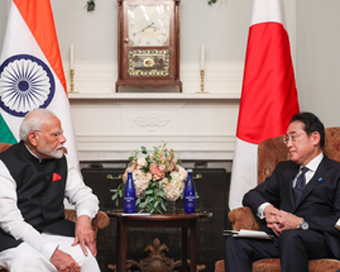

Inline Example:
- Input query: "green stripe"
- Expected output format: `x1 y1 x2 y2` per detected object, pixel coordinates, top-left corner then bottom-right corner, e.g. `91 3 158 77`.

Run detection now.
0 114 17 144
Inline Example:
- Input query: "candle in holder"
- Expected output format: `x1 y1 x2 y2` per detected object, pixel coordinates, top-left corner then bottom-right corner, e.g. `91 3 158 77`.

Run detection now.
69 44 76 93
201 44 205 70
70 44 74 70
198 44 208 94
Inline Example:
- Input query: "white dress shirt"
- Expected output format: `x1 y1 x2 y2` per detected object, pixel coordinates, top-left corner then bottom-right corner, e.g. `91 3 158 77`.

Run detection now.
0 154 99 260
257 152 324 219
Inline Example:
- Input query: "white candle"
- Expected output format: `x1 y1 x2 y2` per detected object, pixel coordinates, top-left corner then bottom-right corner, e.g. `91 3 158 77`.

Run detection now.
201 44 205 70
70 44 74 70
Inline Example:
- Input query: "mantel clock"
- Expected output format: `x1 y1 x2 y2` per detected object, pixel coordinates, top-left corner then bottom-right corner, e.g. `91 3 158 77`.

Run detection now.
116 0 182 92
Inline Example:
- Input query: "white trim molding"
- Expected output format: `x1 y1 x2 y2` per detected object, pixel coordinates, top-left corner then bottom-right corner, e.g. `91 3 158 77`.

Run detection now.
65 61 244 96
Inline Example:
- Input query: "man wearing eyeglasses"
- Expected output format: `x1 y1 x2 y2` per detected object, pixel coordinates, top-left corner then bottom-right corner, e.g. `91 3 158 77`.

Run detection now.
225 112 340 272
0 109 100 272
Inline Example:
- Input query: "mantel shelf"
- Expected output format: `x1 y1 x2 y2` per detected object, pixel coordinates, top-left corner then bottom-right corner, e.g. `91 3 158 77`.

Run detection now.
68 92 240 102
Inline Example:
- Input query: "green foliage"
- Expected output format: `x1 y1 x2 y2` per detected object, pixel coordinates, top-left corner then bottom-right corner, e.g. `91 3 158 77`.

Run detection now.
138 181 167 214
86 0 95 12
111 178 168 214
110 183 125 207
208 0 218 5
141 146 148 155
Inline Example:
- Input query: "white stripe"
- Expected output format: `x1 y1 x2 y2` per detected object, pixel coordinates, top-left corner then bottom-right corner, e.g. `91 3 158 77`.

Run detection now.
0 3 42 140
46 78 79 171
250 0 287 29
0 2 79 170
229 138 258 210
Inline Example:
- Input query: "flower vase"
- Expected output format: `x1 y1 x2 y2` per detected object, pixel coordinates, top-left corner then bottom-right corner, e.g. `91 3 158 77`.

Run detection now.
167 200 177 213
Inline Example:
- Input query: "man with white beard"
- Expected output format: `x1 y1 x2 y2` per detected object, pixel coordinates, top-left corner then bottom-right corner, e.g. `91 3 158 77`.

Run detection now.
0 109 100 272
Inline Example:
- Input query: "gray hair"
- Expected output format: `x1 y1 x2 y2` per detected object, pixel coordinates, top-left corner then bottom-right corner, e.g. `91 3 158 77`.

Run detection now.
19 109 57 142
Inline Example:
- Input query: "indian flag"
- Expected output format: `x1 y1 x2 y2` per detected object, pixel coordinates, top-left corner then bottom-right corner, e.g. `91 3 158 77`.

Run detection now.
0 0 79 169
229 0 300 210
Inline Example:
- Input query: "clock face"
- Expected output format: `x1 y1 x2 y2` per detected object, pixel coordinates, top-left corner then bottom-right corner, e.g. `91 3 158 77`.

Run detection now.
128 4 171 46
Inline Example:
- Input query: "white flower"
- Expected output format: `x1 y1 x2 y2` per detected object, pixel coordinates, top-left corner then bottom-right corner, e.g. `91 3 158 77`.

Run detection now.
161 177 185 201
174 165 188 181
133 169 152 197
137 157 147 168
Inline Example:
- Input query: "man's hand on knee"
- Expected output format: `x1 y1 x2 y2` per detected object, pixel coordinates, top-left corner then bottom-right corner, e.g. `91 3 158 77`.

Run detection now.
50 248 81 272
277 210 303 231
264 205 283 236
264 205 280 225
72 215 97 257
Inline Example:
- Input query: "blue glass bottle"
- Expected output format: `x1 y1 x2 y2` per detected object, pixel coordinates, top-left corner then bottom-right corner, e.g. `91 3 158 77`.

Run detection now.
124 169 136 213
184 169 196 213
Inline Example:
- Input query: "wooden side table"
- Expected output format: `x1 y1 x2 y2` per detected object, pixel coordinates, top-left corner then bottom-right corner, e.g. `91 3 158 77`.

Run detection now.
107 210 212 272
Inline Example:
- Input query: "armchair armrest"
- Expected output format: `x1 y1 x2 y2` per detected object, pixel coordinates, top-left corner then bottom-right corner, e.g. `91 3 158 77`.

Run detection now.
228 207 260 231
64 209 110 239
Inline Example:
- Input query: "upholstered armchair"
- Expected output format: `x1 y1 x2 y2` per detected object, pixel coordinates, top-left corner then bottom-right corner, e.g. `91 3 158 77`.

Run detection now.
64 209 110 244
215 127 340 272
0 143 110 272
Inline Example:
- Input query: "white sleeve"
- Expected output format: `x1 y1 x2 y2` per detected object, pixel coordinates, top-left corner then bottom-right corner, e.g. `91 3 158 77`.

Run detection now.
0 161 58 260
335 218 340 230
257 202 272 219
64 155 99 219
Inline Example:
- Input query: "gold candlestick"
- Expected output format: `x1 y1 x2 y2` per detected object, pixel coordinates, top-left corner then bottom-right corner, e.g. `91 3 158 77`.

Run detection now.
69 69 77 93
197 69 208 94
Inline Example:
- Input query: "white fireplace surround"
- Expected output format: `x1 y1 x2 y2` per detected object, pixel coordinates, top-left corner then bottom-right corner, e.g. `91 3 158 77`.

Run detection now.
68 61 243 164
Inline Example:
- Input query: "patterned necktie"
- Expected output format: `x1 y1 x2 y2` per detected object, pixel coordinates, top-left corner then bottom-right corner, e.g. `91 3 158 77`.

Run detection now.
293 167 309 204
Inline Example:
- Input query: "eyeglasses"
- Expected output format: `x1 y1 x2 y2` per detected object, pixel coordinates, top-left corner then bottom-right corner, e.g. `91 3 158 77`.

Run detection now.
34 130 64 139
282 133 305 144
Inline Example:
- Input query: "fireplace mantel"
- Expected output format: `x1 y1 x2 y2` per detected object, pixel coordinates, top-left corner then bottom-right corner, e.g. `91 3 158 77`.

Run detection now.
67 62 241 163
68 93 240 102
70 94 239 162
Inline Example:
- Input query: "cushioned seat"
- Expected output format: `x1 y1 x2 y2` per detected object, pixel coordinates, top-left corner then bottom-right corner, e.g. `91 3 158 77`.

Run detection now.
0 210 110 272
0 143 110 271
216 127 340 272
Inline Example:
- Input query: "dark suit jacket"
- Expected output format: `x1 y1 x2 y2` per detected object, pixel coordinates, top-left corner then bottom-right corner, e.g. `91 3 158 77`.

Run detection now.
243 155 340 258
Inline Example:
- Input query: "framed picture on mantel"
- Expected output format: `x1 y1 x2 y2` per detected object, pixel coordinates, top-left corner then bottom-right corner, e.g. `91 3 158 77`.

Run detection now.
116 0 182 92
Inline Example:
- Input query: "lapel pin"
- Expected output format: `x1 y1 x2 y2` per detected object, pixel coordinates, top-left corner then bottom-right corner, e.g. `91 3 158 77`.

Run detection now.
318 177 323 182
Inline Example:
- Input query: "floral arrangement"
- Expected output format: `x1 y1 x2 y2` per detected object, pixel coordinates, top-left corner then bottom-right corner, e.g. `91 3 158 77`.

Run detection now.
112 143 188 214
